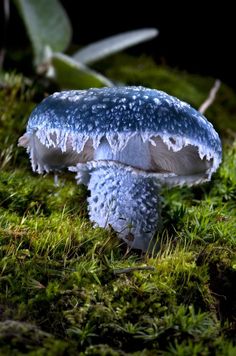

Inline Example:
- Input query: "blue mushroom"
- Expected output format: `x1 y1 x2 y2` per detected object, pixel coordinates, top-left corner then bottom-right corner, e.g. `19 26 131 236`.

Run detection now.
19 86 222 251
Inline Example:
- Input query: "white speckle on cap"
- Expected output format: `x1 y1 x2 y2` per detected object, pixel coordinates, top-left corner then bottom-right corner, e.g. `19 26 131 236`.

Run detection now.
153 98 161 105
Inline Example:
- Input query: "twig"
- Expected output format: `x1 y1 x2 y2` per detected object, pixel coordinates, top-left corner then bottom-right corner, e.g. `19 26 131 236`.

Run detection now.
198 79 221 114
113 266 155 275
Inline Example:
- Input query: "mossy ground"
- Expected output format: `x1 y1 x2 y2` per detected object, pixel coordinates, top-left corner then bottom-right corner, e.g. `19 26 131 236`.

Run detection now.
0 60 236 355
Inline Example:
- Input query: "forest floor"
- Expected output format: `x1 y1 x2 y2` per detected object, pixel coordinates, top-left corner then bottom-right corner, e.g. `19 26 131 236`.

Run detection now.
0 55 236 355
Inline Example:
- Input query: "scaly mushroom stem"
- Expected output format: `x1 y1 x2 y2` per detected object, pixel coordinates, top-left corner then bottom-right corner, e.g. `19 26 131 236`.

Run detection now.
87 162 160 251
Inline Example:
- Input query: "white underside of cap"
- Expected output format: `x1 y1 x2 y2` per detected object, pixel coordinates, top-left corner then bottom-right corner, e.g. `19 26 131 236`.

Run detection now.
19 127 221 184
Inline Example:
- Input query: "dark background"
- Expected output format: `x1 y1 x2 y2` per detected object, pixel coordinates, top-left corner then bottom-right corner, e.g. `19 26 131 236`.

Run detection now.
62 1 235 89
1 0 235 90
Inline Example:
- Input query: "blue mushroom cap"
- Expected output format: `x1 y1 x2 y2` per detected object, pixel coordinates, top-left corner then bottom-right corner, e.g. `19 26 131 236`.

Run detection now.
20 86 222 184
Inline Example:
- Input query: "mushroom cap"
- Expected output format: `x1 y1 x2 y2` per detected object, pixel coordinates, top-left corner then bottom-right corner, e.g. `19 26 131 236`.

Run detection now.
20 86 222 184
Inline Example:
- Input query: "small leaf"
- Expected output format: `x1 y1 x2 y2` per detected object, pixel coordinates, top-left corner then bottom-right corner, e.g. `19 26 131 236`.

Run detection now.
14 0 72 66
47 53 113 89
73 28 159 64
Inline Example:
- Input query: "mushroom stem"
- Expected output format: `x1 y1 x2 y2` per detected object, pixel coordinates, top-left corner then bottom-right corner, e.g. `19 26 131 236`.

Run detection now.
87 162 160 251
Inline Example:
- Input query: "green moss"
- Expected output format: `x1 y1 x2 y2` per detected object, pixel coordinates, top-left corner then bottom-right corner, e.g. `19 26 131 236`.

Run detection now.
0 68 236 354
0 320 73 355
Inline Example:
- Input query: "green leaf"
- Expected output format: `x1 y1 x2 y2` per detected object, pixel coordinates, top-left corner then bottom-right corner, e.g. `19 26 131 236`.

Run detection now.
48 53 113 89
73 28 159 64
14 0 72 66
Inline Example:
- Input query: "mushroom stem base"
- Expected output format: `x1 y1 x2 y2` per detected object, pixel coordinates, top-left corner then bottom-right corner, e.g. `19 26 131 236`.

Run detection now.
87 163 160 251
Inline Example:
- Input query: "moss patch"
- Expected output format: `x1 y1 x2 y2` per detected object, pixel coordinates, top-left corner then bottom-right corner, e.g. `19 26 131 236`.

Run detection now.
0 68 235 355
